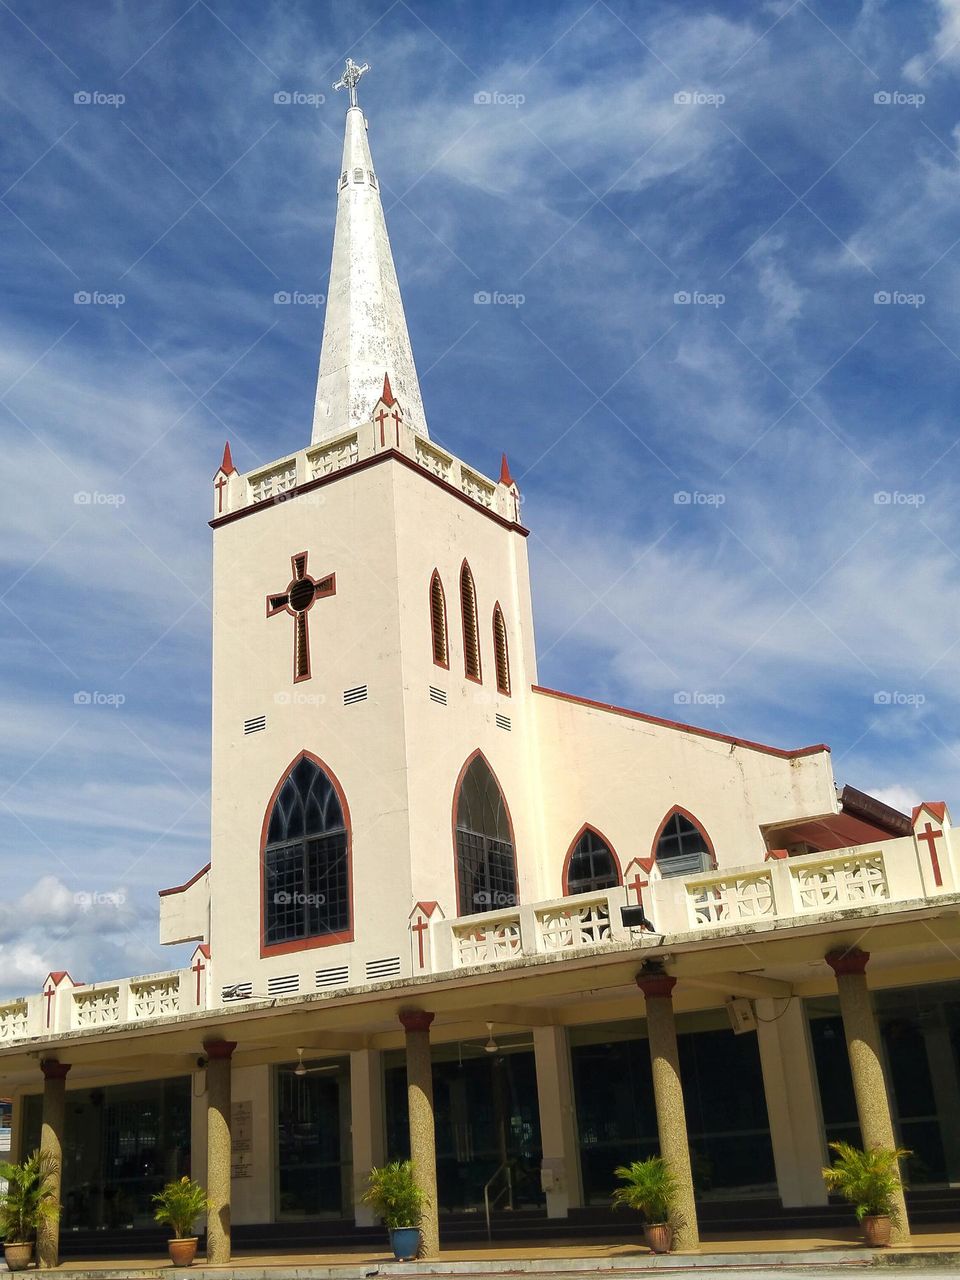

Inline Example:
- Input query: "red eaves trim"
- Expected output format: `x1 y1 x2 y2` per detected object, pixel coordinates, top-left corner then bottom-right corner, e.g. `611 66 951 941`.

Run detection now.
530 686 830 760
158 863 211 897
209 449 529 538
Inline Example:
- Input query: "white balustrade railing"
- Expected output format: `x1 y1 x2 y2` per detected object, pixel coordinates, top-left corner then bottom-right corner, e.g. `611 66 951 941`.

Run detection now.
535 894 613 951
415 438 454 482
249 461 297 504
130 976 181 1020
685 868 777 928
73 987 121 1028
452 909 523 966
790 851 889 912
0 1002 28 1042
308 432 359 478
460 467 495 508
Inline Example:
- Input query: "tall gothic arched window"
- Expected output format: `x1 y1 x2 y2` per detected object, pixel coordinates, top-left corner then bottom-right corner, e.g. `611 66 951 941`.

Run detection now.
262 754 351 950
654 808 714 878
454 753 517 914
492 603 510 696
564 827 620 895
460 562 481 681
430 570 448 668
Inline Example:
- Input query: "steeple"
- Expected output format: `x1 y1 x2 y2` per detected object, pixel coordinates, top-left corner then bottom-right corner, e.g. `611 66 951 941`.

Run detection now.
312 61 428 443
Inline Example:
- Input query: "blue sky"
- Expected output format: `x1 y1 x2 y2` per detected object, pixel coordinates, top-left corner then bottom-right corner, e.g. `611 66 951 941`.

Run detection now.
2 0 960 994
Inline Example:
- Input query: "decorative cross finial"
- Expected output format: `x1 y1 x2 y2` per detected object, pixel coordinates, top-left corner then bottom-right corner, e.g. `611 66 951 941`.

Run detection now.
333 57 370 109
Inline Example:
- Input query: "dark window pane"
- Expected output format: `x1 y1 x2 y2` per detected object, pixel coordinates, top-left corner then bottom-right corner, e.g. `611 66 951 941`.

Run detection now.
567 829 619 895
455 757 517 913
264 758 350 946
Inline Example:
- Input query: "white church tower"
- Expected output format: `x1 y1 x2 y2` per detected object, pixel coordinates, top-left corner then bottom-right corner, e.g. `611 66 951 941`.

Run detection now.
205 61 538 997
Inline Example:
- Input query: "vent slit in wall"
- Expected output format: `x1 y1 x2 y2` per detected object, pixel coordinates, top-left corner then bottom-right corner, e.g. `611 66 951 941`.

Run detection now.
496 713 512 731
244 715 266 735
267 974 299 996
316 965 349 990
429 686 447 705
365 956 401 981
343 685 368 705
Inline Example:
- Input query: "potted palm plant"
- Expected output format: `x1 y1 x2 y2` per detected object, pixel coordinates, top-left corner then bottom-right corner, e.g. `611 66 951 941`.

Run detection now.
0 1149 59 1271
611 1156 679 1253
361 1161 425 1261
152 1175 209 1266
822 1141 909 1247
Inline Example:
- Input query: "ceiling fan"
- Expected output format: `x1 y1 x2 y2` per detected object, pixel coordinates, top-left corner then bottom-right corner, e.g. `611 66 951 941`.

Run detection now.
460 1023 535 1057
293 1047 343 1077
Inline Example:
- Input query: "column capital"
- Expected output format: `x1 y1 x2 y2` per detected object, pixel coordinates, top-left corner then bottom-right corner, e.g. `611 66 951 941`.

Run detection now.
40 1059 70 1081
636 969 677 999
399 1009 434 1033
204 1039 237 1060
825 948 870 977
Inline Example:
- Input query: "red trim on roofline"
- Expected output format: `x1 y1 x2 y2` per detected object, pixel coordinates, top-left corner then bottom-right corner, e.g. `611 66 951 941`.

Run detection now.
530 686 830 760
158 863 211 898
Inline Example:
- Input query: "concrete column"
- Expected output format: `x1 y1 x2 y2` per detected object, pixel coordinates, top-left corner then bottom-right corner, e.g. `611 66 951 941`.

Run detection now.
533 1025 582 1216
351 1048 386 1226
636 971 699 1251
204 1039 236 1264
399 1010 439 1257
825 950 910 1243
37 1060 69 1268
755 997 828 1205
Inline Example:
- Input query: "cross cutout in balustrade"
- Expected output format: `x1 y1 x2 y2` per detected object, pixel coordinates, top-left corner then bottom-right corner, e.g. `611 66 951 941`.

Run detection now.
267 551 337 683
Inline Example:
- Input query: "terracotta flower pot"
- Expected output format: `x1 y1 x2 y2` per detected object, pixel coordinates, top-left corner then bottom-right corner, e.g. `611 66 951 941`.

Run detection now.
168 1236 199 1266
3 1242 34 1272
643 1222 674 1254
862 1215 892 1247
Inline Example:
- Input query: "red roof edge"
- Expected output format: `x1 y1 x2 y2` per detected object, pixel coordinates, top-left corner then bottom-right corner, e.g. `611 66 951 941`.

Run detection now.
499 453 515 487
46 971 74 987
381 372 396 406
159 862 212 898
530 686 830 760
192 943 211 959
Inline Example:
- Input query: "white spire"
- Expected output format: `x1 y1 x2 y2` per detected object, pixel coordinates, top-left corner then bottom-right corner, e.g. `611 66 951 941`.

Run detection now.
311 63 428 443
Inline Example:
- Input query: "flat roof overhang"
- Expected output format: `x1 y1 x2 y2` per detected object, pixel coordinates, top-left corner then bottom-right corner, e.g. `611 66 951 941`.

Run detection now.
2 895 958 1091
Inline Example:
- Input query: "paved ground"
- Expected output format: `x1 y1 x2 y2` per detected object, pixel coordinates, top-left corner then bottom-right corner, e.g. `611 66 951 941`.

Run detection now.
15 1228 960 1277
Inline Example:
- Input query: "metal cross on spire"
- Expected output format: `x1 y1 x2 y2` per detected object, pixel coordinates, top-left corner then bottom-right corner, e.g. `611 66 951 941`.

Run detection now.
333 58 370 108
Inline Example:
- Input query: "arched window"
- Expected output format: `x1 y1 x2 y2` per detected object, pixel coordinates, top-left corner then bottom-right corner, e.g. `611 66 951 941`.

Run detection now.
460 562 481 681
262 754 351 951
564 826 620 895
492 603 510 696
653 808 714 878
430 571 448 668
454 753 517 915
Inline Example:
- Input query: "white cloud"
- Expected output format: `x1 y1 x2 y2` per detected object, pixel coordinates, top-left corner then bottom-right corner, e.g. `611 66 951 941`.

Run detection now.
904 0 960 80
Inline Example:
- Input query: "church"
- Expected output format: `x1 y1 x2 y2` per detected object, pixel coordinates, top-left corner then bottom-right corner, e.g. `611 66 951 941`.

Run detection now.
2 59 960 1266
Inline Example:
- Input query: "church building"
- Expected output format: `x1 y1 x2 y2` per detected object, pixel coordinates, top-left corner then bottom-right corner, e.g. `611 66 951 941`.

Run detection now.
2 60 960 1265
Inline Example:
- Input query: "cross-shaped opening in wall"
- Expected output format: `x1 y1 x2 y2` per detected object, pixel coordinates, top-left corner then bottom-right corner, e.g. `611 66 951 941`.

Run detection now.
267 552 337 683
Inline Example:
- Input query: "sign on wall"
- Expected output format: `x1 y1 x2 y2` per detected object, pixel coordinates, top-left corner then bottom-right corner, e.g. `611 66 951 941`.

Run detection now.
231 1100 253 1180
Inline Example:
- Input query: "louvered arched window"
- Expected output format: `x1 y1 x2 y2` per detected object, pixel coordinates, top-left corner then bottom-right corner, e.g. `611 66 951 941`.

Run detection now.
492 603 510 696
460 562 481 681
429 571 448 668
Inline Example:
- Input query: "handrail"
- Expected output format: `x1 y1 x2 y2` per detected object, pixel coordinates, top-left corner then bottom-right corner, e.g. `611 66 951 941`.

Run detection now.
482 1162 513 1242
